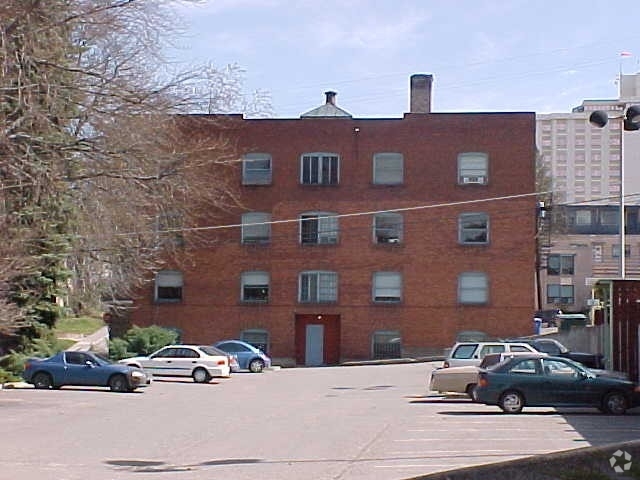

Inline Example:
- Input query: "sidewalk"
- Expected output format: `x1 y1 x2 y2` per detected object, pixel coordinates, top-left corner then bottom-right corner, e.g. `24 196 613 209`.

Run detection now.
58 326 109 355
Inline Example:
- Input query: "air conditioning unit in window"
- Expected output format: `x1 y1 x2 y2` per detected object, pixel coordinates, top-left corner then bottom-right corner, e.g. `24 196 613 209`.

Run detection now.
462 176 485 184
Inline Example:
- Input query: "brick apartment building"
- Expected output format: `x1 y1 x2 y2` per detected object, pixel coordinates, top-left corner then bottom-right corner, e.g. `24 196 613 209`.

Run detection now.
124 74 538 366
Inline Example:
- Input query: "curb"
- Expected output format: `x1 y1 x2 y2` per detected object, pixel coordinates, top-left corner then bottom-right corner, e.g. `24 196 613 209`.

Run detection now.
407 439 640 480
1 382 31 390
340 357 445 366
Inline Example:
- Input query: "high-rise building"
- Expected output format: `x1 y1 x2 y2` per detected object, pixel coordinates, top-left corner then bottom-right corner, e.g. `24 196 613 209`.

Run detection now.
537 73 640 313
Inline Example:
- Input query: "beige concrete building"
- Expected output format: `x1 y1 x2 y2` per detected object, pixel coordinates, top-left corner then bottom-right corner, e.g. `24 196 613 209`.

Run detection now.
536 73 640 313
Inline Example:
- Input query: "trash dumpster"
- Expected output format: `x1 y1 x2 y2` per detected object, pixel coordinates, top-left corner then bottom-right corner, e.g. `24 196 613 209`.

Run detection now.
557 313 587 332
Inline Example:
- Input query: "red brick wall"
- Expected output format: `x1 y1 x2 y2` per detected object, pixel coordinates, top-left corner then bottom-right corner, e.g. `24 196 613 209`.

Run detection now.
128 112 537 363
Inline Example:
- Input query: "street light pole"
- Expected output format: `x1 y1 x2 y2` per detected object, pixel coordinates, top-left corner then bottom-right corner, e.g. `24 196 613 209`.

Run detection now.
620 122 626 278
589 105 640 279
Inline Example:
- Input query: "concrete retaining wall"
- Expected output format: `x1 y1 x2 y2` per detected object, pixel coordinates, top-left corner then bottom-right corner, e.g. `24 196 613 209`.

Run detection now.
406 440 640 480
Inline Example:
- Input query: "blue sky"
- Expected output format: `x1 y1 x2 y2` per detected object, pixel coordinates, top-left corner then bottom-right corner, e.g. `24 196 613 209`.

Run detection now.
168 0 640 118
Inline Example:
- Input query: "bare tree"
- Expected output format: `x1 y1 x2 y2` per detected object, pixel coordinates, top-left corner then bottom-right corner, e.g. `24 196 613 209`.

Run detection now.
0 0 268 331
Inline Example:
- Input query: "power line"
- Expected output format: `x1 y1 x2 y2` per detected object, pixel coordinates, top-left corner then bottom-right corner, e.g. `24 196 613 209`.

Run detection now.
122 190 546 237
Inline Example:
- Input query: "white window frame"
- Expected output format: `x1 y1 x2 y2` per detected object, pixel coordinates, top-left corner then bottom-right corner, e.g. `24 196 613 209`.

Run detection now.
546 284 574 304
612 244 631 258
373 272 402 303
242 153 272 185
241 271 269 303
300 152 339 185
373 152 403 185
458 152 488 185
241 212 271 244
299 271 338 303
458 272 488 305
458 212 489 245
547 254 575 275
300 212 339 245
155 270 183 302
373 212 403 244
574 209 592 226
600 209 618 227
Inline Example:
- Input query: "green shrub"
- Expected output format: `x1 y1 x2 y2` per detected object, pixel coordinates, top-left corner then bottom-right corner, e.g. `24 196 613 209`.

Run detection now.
0 351 30 379
108 337 133 361
0 367 20 383
124 325 178 355
0 328 74 377
109 325 178 360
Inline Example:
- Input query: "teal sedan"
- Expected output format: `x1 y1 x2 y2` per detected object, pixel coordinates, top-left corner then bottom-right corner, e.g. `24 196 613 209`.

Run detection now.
473 355 640 415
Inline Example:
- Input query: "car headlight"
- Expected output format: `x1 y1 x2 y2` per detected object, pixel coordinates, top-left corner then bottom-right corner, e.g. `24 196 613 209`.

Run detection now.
131 371 145 379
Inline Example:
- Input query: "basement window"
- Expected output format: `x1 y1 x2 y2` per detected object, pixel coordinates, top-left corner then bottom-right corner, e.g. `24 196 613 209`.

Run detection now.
372 331 402 359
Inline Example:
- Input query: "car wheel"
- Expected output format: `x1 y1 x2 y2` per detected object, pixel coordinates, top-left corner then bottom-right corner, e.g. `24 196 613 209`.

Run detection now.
32 372 53 389
603 391 628 415
249 358 265 373
108 374 128 392
465 383 477 398
192 367 211 383
498 390 524 414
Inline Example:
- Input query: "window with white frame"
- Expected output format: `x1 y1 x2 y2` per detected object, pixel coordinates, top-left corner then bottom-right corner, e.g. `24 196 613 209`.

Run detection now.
458 152 488 185
373 272 402 303
574 209 592 226
546 284 574 304
592 244 603 263
547 254 574 275
612 244 631 258
299 271 338 303
458 212 489 244
300 212 338 244
373 152 403 185
301 153 339 185
242 153 272 185
373 212 403 244
155 270 183 302
372 330 402 359
600 210 617 226
458 272 488 304
241 212 271 244
241 329 269 353
241 271 269 302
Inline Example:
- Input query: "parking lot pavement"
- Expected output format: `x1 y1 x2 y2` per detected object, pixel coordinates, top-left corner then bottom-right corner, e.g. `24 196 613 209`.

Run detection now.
347 397 594 477
3 362 640 480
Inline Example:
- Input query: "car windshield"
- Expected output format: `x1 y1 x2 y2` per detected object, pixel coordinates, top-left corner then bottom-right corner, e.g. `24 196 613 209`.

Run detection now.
479 354 501 368
535 340 568 355
451 344 477 359
90 353 113 365
207 346 229 356
199 346 225 356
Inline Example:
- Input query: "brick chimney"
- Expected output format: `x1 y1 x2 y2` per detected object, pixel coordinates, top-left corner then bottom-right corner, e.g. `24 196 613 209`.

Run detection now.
325 91 337 105
409 74 433 113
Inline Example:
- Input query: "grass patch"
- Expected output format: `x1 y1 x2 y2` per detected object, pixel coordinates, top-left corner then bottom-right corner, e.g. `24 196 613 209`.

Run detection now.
55 316 104 335
56 339 77 350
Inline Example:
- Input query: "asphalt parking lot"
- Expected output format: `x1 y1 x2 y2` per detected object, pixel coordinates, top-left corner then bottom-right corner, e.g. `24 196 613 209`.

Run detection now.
2 362 640 480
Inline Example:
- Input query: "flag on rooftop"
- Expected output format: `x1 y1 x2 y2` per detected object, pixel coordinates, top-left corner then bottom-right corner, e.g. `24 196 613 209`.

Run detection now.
620 51 633 57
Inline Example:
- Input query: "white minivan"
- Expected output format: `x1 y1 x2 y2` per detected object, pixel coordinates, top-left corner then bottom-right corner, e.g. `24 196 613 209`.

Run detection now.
443 341 538 368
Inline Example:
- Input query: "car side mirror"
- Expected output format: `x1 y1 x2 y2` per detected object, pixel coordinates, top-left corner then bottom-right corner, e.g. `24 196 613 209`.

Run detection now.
579 371 593 380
